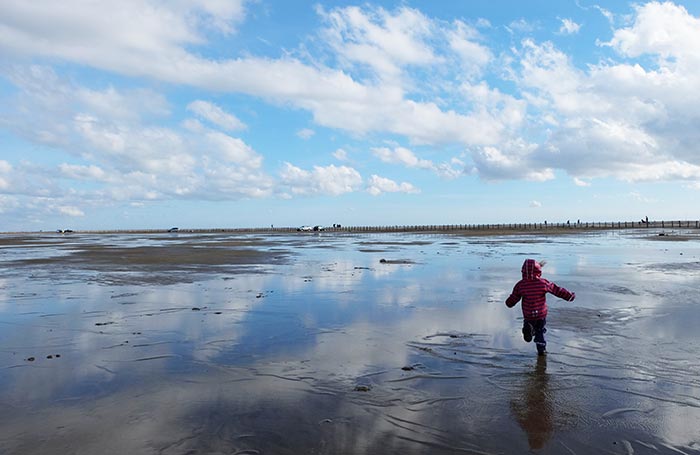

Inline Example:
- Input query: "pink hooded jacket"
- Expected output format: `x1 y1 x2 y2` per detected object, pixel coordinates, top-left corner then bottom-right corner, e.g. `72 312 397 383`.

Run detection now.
505 259 575 320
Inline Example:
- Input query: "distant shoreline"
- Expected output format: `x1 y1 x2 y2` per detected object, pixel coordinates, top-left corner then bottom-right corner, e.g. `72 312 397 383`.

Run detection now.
2 220 699 236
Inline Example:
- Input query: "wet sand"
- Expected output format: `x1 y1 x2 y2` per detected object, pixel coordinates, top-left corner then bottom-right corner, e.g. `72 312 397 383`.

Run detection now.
1 229 699 454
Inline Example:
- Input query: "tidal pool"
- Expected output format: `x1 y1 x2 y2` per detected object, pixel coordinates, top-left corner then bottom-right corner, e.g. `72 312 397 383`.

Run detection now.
0 230 699 454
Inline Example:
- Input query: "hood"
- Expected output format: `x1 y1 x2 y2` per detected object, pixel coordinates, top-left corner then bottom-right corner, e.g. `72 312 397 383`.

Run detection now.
521 259 542 280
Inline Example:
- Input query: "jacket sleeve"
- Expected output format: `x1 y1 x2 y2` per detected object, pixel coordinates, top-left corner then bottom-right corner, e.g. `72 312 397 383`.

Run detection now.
505 283 521 308
547 281 575 301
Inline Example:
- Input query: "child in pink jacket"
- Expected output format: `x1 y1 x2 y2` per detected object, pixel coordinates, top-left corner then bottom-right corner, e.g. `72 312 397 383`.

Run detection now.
505 259 575 355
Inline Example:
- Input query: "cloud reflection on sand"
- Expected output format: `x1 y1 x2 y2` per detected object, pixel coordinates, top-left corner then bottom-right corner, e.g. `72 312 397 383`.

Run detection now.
1 230 700 454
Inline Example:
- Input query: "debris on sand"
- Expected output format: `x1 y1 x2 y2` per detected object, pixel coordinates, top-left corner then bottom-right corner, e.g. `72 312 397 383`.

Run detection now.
379 258 415 265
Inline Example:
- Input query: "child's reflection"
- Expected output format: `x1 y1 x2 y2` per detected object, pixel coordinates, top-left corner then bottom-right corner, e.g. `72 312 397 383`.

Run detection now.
510 356 553 449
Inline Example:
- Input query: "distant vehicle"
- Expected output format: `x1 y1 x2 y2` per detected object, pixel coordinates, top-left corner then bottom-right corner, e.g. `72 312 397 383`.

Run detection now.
57 229 73 234
167 227 179 233
313 225 325 231
297 226 313 232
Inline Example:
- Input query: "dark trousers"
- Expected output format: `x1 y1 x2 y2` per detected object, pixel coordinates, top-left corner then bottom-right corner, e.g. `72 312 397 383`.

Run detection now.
524 318 547 353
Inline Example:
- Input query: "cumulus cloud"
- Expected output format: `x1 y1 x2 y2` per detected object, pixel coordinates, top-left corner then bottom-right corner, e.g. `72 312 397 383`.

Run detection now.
558 18 581 35
203 131 262 168
366 174 419 196
529 200 542 208
59 164 108 181
504 3 700 184
0 0 248 63
333 148 348 161
471 140 554 182
279 163 363 196
187 100 246 131
606 2 699 61
56 205 85 217
2 0 700 226
573 177 591 187
0 65 274 214
507 19 537 34
74 114 197 175
317 5 438 81
296 128 315 140
0 161 12 190
0 2 517 147
372 146 433 169
372 146 463 179
0 195 19 213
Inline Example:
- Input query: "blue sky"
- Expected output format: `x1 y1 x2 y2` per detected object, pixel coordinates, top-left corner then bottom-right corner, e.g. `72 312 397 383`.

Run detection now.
2 0 700 231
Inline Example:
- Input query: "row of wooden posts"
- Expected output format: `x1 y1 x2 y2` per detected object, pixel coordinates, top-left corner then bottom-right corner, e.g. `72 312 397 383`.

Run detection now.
277 220 700 233
43 220 700 235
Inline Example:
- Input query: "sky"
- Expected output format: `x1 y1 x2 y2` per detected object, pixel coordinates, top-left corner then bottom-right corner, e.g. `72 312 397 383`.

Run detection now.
2 0 700 231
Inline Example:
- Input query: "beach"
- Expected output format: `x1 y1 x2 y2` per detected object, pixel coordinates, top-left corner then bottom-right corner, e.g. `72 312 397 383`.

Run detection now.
1 229 699 454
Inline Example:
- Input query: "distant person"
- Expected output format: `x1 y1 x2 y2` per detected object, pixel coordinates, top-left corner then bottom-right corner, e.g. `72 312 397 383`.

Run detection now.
505 259 575 356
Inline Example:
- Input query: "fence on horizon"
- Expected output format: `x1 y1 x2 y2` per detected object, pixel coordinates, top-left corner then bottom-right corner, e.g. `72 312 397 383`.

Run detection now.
40 219 700 235
279 219 699 233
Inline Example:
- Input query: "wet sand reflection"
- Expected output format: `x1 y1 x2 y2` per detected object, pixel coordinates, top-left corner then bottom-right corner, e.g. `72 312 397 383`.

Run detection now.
1 230 700 453
510 356 553 450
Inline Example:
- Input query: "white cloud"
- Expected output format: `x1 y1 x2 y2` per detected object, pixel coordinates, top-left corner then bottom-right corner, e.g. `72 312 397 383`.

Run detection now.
500 2 700 183
475 18 492 29
558 18 581 35
333 148 348 161
447 21 492 77
372 146 463 179
74 114 197 175
203 131 262 168
0 0 247 62
0 3 511 147
3 0 700 226
187 100 246 131
372 146 433 169
507 19 537 34
606 2 700 61
573 177 591 187
190 0 248 34
517 39 602 116
202 164 274 198
460 82 526 129
279 163 363 196
0 195 19 214
366 174 419 196
593 5 614 24
296 128 315 140
59 164 108 181
0 65 277 212
56 205 85 217
318 5 438 81
529 200 542 208
471 141 554 182
0 161 12 190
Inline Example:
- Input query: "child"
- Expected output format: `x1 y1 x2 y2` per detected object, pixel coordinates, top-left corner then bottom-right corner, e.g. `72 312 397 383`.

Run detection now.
505 259 575 355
